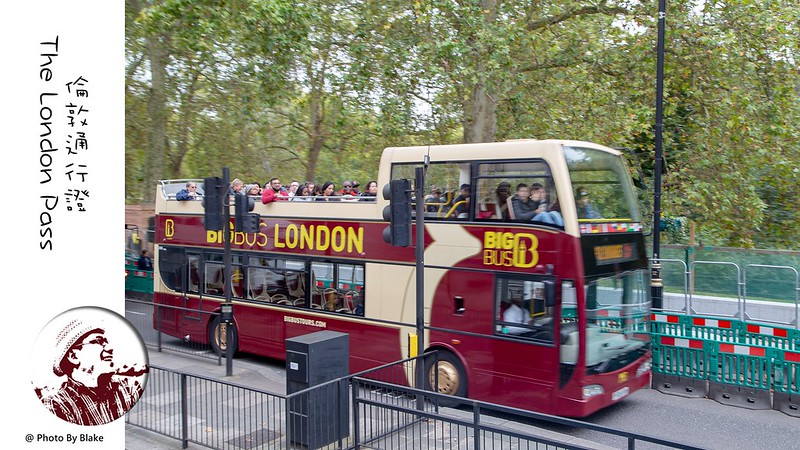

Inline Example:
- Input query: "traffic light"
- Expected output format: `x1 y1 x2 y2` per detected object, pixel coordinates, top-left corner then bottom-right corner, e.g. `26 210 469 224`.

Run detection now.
382 179 412 247
234 192 260 233
203 177 226 231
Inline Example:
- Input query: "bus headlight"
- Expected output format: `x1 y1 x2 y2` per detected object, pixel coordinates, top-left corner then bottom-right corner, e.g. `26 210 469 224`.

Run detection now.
636 360 651 378
582 384 604 400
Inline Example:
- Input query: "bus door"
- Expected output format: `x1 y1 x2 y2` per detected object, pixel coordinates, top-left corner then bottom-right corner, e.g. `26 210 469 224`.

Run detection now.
492 275 559 408
183 252 202 322
156 245 188 328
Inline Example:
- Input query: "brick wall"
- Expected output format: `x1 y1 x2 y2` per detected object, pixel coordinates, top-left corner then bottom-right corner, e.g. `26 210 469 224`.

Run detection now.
125 204 155 252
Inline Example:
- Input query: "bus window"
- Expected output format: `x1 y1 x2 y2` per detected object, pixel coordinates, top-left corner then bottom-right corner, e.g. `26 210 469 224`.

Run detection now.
204 262 224 296
495 277 554 343
157 246 185 292
565 147 641 222
285 260 305 271
247 266 270 302
475 161 559 225
337 263 365 315
187 253 200 293
581 272 650 370
392 161 469 220
311 262 334 289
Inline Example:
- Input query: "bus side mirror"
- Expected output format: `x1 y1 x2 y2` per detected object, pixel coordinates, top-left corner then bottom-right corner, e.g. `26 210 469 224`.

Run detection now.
544 280 556 308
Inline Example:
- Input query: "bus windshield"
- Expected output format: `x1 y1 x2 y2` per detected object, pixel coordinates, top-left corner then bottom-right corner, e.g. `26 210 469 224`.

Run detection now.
583 270 650 372
565 147 641 222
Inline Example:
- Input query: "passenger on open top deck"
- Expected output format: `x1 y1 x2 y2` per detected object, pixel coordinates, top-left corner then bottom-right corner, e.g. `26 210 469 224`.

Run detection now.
175 182 202 201
245 184 261 197
228 178 244 196
287 180 301 197
359 181 378 201
293 184 313 201
316 181 339 202
262 177 289 204
339 180 360 201
339 180 360 196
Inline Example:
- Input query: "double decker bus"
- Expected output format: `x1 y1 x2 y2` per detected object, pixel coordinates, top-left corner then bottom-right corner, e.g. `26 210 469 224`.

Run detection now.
152 139 651 417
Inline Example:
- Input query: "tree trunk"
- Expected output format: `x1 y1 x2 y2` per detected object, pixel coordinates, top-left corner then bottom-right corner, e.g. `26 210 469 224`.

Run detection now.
462 0 498 144
170 71 199 176
464 82 497 143
143 34 169 202
306 89 325 182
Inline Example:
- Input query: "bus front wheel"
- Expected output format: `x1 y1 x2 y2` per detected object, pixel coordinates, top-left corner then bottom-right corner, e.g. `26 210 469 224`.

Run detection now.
209 315 238 357
425 350 467 405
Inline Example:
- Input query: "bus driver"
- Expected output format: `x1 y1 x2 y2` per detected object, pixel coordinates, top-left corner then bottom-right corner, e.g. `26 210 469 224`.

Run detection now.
502 295 531 335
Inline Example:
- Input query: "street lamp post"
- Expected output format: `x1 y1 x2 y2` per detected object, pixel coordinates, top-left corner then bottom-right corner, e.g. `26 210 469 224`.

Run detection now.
651 0 666 309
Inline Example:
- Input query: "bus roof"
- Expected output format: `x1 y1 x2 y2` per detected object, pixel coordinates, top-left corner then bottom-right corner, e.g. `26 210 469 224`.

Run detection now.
380 140 620 165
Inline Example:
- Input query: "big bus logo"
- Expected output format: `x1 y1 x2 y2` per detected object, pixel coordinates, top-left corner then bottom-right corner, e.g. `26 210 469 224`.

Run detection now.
482 232 539 268
165 219 175 238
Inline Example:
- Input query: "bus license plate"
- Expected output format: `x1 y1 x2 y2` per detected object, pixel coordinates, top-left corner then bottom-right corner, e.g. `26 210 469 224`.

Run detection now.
612 387 629 401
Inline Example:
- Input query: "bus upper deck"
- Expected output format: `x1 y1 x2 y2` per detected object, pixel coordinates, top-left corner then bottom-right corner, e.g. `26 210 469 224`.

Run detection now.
157 139 642 242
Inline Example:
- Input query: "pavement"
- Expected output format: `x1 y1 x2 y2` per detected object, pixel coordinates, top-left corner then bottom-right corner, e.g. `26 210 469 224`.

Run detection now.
125 350 615 450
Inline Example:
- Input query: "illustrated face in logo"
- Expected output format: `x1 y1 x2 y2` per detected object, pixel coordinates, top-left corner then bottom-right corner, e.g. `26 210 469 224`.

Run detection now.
71 332 115 376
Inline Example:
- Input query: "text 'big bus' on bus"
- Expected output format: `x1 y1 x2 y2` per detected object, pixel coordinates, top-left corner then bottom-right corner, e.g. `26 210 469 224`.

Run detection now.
152 139 651 417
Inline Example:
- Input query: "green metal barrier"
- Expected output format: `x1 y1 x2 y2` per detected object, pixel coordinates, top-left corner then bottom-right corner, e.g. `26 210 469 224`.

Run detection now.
771 348 800 417
125 262 154 295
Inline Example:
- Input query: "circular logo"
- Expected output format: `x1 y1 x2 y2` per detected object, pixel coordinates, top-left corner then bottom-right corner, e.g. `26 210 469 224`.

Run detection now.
32 307 149 426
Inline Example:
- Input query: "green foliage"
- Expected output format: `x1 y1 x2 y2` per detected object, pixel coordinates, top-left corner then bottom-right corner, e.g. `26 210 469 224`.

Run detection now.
126 0 800 250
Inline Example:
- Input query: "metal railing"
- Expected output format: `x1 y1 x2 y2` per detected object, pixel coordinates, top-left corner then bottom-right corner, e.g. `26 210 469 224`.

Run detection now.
128 353 702 450
653 258 800 328
127 366 287 449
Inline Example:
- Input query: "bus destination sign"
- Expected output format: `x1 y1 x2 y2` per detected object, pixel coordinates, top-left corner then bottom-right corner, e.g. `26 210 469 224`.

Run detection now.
593 243 638 265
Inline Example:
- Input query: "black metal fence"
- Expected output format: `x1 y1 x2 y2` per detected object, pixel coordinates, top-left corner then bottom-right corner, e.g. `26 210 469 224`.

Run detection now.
127 366 287 449
127 353 701 450
126 298 223 363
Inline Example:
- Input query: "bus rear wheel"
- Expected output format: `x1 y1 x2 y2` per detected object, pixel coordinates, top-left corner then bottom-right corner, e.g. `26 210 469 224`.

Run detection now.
209 315 238 357
425 350 467 406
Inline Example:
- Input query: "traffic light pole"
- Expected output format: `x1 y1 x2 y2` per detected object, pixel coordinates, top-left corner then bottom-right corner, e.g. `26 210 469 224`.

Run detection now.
414 166 425 411
221 168 234 376
203 168 235 376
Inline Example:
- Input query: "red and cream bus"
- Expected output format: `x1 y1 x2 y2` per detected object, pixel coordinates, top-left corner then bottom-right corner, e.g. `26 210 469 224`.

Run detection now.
152 139 651 417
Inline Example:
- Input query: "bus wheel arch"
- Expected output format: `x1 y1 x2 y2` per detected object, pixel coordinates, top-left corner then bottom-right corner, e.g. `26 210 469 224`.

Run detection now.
423 347 468 402
208 313 238 357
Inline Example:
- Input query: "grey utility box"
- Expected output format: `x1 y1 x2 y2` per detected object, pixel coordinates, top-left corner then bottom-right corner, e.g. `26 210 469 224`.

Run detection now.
286 330 349 448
